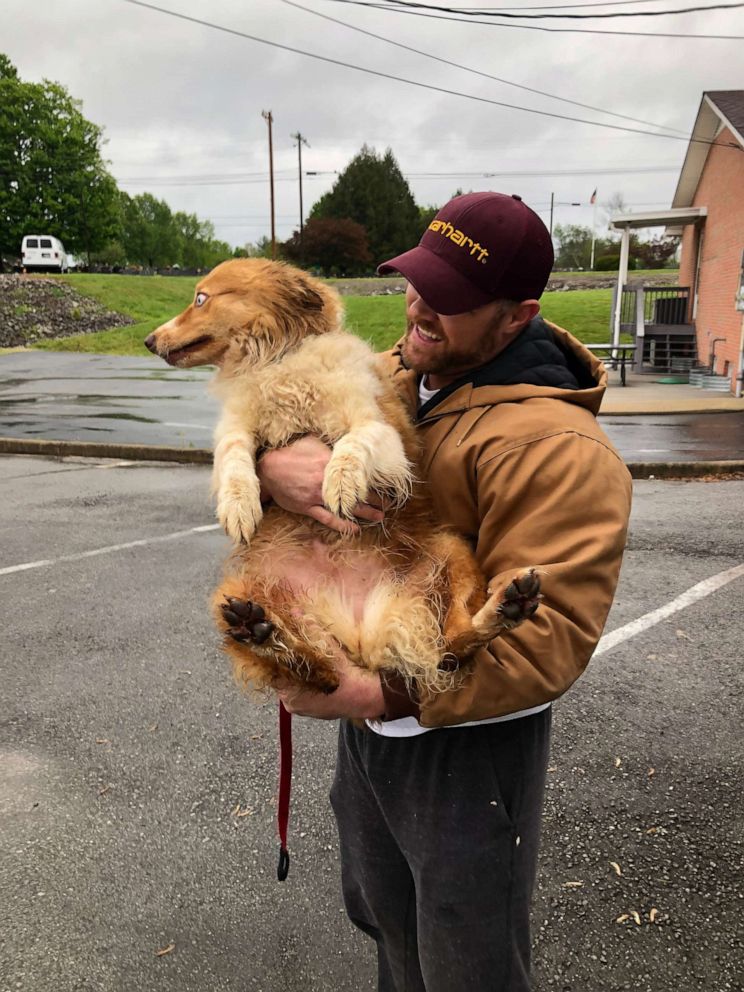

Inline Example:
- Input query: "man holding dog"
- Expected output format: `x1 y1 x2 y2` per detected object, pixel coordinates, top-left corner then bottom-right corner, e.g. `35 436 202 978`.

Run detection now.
259 192 632 991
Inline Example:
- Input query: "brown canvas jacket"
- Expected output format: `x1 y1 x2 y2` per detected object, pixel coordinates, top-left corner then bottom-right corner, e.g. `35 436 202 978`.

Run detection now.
378 320 633 728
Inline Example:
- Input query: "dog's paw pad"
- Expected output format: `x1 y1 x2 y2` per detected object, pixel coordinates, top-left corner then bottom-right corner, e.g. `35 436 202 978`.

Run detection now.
498 569 542 625
221 598 273 644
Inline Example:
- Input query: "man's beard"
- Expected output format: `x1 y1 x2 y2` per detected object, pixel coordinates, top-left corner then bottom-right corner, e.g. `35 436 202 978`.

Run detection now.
400 332 451 374
400 324 496 377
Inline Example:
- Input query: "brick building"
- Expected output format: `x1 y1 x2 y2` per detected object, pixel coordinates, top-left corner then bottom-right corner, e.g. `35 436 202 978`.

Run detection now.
674 91 744 393
609 91 744 395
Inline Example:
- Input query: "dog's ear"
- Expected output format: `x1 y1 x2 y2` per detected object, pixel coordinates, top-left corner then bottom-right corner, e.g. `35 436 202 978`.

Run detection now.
296 284 324 312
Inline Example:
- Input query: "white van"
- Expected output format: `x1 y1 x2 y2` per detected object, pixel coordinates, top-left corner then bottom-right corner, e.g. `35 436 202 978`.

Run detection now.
21 235 69 273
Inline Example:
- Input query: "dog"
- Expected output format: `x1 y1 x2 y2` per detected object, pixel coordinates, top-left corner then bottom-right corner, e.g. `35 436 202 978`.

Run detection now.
145 258 541 698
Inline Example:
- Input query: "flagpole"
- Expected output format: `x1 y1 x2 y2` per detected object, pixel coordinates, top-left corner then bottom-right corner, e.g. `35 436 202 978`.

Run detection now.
590 189 597 270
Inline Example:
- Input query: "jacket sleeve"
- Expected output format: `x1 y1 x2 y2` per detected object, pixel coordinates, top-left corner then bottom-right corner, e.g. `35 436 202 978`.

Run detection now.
416 431 632 727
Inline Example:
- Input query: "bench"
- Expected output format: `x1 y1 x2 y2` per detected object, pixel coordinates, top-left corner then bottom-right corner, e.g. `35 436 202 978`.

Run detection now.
585 343 635 387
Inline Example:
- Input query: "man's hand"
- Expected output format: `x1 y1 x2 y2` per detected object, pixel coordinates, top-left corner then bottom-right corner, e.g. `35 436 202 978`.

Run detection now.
278 654 385 721
257 436 384 535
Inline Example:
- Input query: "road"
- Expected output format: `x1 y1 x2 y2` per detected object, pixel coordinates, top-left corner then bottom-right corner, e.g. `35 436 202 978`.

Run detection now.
2 352 744 463
1 454 743 991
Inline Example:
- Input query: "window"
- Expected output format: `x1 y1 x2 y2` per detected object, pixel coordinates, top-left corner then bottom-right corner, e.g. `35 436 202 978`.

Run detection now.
26 238 39 248
40 239 53 248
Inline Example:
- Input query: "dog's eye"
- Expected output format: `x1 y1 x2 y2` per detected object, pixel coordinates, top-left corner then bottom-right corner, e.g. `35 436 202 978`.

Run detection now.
194 292 208 308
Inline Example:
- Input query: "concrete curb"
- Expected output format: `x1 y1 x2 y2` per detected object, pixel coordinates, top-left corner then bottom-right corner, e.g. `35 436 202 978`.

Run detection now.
1 437 743 479
0 437 212 464
625 460 744 479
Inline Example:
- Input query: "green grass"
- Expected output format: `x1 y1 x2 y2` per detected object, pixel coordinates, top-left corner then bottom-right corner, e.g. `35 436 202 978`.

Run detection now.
32 274 197 356
25 273 621 356
552 269 678 281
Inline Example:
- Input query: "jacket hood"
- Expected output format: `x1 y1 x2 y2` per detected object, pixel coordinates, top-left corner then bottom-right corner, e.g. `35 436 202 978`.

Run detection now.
389 316 607 420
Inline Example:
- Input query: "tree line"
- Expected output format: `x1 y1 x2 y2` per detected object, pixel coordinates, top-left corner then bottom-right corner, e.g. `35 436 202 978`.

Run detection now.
0 55 233 270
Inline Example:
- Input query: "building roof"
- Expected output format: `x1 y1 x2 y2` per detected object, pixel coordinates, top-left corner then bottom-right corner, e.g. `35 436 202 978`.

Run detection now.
610 207 706 232
671 91 744 209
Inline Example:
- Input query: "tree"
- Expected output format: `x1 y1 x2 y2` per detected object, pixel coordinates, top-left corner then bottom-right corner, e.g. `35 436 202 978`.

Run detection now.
310 146 420 263
553 224 595 270
119 192 178 268
418 203 440 235
602 191 628 232
0 55 119 259
634 236 679 269
281 217 371 277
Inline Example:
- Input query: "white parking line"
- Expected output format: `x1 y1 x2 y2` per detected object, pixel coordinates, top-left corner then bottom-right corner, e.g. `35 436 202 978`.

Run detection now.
595 561 744 656
0 523 221 577
162 422 213 431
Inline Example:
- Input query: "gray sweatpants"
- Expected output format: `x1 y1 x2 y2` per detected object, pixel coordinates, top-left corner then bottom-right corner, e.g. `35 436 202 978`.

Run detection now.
330 708 551 992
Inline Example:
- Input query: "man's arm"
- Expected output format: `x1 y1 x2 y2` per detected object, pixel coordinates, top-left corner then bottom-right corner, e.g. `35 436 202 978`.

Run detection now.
414 432 632 727
257 436 385 534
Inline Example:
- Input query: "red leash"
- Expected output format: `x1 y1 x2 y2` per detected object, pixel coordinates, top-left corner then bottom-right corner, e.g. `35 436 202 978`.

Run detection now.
277 700 292 881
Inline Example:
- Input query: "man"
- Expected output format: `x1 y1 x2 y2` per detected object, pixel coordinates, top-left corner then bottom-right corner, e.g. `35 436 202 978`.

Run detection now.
258 192 632 991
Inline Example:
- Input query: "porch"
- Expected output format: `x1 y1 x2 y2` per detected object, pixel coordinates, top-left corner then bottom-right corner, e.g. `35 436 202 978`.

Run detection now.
608 207 709 378
612 282 698 375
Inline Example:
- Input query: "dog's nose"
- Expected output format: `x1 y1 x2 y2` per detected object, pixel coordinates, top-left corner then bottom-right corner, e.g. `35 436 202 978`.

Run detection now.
144 333 157 353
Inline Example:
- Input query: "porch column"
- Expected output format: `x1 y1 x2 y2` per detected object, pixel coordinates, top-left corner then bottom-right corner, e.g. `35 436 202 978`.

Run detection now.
612 225 631 349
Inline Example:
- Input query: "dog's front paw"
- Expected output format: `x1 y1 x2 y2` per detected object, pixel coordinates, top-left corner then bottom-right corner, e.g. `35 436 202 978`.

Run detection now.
217 477 263 544
322 453 369 519
221 597 274 645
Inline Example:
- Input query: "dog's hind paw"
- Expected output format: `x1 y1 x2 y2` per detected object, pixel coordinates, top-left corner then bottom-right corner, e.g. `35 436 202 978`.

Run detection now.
468 568 542 643
221 597 274 645
498 569 542 628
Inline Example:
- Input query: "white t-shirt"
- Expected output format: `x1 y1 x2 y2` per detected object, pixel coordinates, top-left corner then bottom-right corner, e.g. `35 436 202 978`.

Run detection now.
367 375 550 737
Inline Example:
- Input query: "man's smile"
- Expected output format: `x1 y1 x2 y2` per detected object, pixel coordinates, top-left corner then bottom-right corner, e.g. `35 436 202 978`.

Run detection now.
412 324 443 344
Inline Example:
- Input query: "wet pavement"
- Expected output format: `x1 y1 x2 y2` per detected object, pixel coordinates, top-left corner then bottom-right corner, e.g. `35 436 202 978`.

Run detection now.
0 352 217 448
1 352 744 463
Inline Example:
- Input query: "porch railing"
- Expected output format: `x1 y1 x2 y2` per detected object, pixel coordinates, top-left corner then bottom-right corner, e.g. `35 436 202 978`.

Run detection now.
642 286 691 325
611 284 696 374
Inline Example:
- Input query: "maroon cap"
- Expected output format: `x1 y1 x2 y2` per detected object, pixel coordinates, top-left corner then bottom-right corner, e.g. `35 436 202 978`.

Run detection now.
377 191 554 315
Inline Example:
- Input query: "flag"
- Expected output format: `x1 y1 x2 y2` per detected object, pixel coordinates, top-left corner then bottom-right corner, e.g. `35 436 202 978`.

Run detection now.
590 189 597 205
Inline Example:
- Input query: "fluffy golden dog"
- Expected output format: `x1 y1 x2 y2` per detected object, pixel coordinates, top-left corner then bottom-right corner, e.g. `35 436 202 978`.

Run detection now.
145 259 540 696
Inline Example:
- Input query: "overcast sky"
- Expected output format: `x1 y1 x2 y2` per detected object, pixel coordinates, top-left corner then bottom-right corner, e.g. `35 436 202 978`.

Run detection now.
4 0 744 251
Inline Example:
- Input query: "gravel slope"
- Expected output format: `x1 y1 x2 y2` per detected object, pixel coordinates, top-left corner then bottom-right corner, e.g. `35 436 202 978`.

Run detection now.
0 274 134 348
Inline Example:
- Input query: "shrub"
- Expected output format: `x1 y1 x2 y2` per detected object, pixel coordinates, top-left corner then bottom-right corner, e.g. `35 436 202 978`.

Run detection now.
594 255 638 272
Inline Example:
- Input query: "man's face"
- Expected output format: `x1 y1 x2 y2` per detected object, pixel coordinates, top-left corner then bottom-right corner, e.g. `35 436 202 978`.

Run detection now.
401 283 527 386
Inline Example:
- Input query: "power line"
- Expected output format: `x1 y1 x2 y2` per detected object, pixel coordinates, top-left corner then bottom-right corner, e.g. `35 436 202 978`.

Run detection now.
117 175 330 186
369 0 744 19
455 0 716 8
116 164 680 188
322 0 744 37
281 0 686 134
119 0 734 144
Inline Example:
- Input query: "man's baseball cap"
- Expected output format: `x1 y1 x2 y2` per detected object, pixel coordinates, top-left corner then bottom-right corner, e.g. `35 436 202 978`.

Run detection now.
377 191 554 315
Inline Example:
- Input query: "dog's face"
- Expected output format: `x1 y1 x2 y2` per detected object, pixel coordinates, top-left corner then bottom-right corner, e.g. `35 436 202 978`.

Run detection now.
145 258 342 370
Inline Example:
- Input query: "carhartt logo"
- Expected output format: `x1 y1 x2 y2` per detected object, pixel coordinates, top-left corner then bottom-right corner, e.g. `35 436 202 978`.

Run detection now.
428 220 489 264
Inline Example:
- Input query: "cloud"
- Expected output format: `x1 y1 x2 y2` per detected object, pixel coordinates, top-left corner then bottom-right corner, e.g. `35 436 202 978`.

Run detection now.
4 0 743 247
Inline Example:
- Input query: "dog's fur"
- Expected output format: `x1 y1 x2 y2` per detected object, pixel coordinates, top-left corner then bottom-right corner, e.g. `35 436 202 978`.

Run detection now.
146 258 539 696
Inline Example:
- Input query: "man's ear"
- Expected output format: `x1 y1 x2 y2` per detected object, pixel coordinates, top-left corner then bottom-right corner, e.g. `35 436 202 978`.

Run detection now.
512 300 540 329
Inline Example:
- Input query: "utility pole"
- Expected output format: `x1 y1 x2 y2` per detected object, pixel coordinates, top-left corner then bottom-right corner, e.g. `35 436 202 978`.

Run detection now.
291 131 309 261
261 110 276 259
549 192 554 238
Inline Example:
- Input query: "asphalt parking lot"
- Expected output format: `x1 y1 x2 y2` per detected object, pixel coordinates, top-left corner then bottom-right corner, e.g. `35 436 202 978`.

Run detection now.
1 455 743 992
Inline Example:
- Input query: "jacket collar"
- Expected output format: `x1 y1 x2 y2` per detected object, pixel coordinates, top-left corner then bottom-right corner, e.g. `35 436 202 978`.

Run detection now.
389 317 607 421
